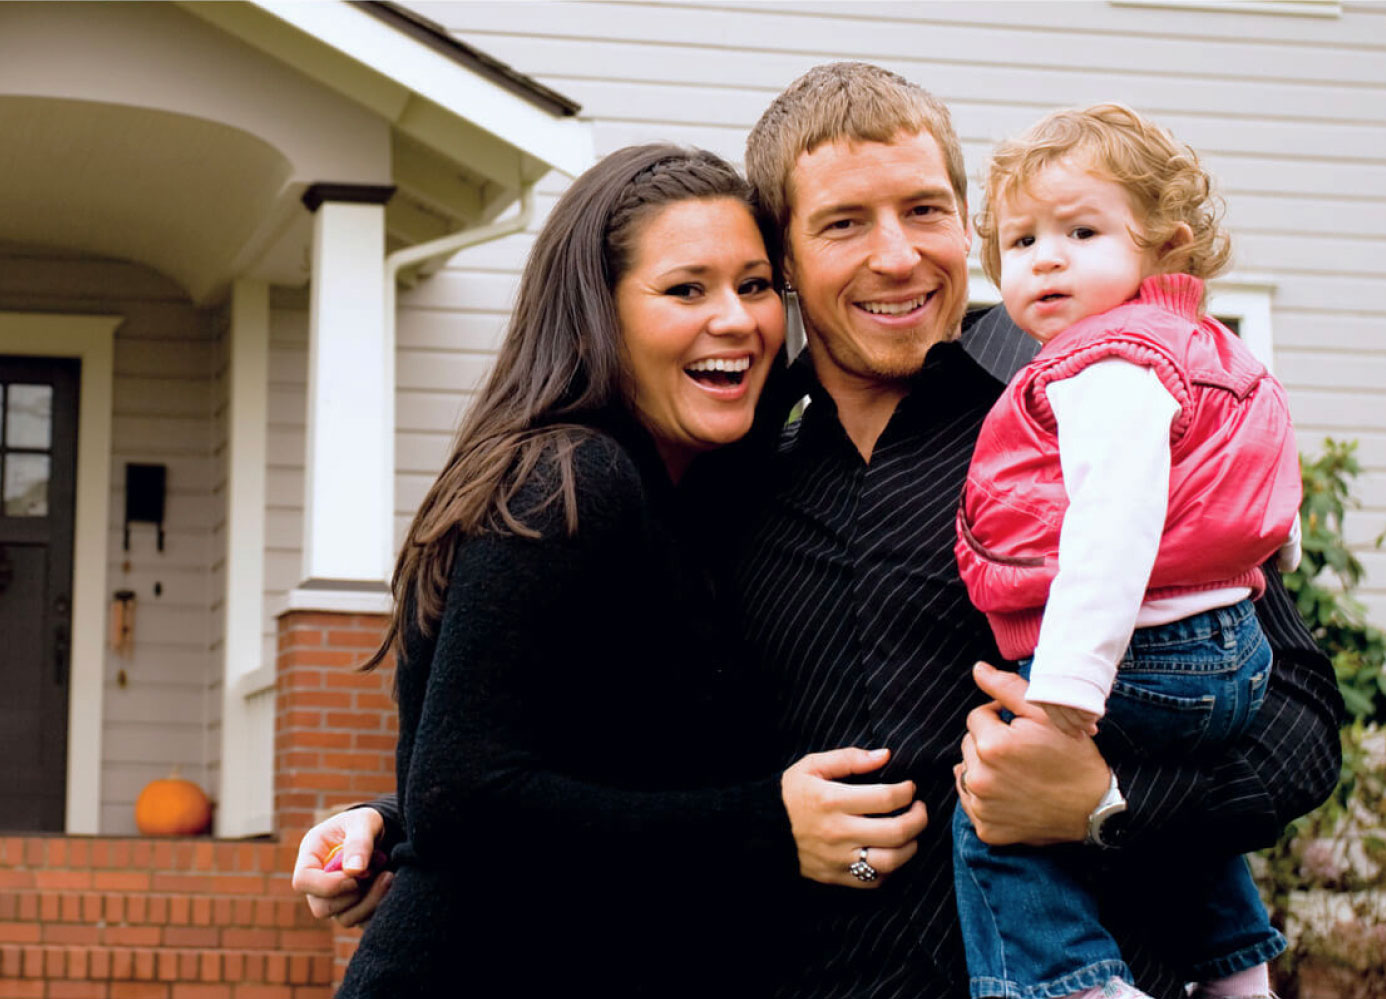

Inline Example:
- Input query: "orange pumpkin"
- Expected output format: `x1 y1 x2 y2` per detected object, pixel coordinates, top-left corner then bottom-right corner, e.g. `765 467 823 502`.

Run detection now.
134 772 212 836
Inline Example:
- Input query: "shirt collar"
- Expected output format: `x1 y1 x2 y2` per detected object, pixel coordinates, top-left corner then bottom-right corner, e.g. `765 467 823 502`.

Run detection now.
959 305 1037 384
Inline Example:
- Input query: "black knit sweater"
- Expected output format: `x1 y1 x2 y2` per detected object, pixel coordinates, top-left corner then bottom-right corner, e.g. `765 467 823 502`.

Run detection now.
337 414 795 998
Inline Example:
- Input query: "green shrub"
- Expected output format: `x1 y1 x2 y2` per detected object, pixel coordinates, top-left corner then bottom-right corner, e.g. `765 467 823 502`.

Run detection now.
1263 439 1386 996
1283 439 1386 724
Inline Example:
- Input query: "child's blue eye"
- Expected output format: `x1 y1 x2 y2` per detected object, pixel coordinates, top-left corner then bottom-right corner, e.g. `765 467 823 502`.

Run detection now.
1072 227 1096 240
1014 235 1034 249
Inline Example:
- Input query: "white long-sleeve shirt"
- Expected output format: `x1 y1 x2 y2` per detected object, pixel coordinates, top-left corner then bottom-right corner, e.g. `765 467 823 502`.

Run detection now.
1023 358 1298 716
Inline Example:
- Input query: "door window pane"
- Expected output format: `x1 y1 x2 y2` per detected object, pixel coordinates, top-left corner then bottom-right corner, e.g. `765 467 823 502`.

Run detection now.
5 384 52 449
4 454 49 516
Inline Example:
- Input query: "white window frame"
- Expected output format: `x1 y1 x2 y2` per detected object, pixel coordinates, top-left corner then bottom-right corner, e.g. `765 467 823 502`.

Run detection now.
1111 0 1340 17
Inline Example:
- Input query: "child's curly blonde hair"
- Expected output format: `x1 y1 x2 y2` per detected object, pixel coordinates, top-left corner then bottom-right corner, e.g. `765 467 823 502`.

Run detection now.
976 103 1231 297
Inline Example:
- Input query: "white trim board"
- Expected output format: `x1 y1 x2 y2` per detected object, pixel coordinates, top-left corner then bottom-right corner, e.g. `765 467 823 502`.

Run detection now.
179 0 594 182
218 280 274 838
0 312 121 834
252 1 592 179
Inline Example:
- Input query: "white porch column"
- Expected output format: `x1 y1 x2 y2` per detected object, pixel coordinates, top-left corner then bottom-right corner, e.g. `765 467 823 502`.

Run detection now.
218 279 274 838
293 185 395 611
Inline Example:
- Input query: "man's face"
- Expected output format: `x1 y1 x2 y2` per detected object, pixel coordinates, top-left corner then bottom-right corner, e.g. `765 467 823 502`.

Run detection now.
783 130 971 390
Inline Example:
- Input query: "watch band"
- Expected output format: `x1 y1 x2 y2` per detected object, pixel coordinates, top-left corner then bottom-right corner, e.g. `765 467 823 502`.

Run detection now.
1085 769 1127 849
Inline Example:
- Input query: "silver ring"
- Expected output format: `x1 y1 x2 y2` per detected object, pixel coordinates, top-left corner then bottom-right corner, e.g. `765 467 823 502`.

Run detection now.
848 847 878 883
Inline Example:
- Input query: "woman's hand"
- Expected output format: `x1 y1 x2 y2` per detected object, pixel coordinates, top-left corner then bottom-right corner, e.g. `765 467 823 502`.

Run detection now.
290 807 394 926
955 662 1109 846
781 747 928 889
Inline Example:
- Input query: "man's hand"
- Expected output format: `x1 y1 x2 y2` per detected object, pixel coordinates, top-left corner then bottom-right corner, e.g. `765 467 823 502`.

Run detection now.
781 747 928 888
954 662 1109 846
291 807 393 926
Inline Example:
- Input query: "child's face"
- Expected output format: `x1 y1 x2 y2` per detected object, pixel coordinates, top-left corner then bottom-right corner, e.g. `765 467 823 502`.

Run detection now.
996 157 1159 344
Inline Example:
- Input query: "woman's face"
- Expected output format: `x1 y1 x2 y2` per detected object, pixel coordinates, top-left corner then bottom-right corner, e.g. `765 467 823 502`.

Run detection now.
614 197 784 479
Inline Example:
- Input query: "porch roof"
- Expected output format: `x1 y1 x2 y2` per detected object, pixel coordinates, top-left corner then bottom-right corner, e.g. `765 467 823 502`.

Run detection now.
183 0 592 183
0 1 592 304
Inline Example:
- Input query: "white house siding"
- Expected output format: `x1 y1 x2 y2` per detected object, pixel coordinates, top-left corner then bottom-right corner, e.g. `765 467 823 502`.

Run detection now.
205 309 231 821
253 2 1385 628
264 291 309 649
376 0 1384 626
0 248 221 833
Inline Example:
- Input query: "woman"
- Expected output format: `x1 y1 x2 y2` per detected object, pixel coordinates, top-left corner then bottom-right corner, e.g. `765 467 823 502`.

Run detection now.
312 146 925 997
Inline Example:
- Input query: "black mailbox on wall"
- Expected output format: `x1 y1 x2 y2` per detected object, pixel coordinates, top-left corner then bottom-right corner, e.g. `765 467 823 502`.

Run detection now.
124 463 166 551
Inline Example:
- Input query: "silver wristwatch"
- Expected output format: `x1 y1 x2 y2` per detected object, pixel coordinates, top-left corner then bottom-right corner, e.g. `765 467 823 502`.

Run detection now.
1084 770 1127 848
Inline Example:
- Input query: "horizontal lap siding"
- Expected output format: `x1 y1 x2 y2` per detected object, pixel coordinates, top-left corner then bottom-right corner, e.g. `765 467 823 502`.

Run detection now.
380 2 1386 624
205 314 230 828
0 249 220 833
105 287 219 835
264 297 306 649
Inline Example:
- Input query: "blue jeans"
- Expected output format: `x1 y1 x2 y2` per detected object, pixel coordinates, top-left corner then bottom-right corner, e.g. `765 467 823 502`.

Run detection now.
952 600 1287 998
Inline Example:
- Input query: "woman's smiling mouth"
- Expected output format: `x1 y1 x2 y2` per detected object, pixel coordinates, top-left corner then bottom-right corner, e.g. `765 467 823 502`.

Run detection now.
685 355 752 387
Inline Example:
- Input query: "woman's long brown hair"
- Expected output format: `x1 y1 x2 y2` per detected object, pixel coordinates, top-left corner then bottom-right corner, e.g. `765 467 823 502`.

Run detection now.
362 144 765 671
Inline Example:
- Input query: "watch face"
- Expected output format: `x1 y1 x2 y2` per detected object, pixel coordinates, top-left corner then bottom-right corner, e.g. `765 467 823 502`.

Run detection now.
1087 778 1128 849
1093 807 1129 849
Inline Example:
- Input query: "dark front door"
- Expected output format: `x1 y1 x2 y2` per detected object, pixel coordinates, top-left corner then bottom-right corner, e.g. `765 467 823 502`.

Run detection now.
0 356 78 831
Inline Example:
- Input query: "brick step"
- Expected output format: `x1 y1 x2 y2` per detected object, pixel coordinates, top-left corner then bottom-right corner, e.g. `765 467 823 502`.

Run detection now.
1 894 324 943
0 942 332 997
0 980 327 999
0 835 340 997
0 943 333 987
1 838 296 879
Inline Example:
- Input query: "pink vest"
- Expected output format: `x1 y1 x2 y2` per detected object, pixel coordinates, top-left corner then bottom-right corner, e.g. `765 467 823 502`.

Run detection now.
955 274 1302 660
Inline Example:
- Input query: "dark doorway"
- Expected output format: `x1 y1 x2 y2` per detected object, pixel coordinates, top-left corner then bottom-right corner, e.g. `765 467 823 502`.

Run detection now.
0 356 79 831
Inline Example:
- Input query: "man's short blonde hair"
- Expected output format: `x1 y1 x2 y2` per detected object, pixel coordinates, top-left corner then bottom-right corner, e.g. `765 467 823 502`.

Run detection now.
745 62 967 250
977 103 1231 289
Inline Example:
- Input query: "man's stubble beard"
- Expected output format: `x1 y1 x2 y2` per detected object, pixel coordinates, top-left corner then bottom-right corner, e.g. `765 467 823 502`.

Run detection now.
807 303 966 385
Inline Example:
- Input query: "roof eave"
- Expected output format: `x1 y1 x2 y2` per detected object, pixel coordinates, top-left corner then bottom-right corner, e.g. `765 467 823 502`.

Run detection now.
180 0 593 182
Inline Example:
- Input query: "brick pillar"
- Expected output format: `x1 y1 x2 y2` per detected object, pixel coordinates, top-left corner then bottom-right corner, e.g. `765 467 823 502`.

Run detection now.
275 609 397 990
274 610 397 839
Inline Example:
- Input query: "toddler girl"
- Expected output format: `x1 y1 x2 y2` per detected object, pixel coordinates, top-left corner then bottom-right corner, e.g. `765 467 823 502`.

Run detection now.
953 103 1302 999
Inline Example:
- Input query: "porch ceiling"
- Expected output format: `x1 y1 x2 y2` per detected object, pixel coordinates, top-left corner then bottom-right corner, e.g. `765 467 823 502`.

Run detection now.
0 1 590 304
0 97 292 305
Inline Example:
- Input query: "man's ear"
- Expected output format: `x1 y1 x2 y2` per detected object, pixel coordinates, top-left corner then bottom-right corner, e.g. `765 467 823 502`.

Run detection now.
1157 222 1194 269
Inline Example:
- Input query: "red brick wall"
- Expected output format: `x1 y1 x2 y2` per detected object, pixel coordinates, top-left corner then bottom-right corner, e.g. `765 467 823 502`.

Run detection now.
273 612 396 838
273 610 394 988
0 834 332 998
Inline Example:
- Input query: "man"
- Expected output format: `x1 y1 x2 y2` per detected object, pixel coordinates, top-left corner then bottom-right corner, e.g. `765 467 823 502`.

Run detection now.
725 62 1339 997
293 63 1342 998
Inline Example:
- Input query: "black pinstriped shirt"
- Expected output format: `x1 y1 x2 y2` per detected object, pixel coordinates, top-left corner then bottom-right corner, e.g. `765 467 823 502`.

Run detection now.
728 307 1343 999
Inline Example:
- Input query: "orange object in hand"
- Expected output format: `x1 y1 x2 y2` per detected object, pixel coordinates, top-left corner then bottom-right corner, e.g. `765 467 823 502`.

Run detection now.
323 843 387 875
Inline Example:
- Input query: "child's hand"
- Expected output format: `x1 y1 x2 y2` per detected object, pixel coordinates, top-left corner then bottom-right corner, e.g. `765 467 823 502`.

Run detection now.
1037 702 1099 738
